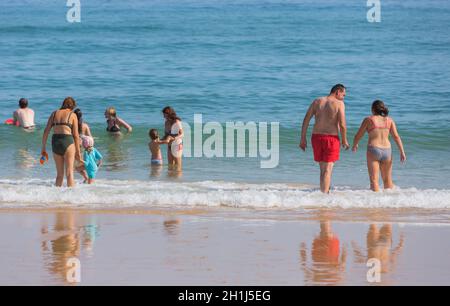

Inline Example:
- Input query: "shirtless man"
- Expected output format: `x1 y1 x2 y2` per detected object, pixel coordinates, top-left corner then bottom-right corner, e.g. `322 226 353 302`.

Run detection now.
300 84 350 193
13 98 35 129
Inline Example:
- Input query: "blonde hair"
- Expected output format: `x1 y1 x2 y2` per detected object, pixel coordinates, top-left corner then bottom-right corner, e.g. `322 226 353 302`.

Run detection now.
105 107 117 118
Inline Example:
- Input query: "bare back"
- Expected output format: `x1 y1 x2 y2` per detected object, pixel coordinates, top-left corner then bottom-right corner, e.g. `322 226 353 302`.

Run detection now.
52 109 77 135
81 123 92 137
14 108 35 128
149 141 162 160
312 97 344 135
367 116 393 148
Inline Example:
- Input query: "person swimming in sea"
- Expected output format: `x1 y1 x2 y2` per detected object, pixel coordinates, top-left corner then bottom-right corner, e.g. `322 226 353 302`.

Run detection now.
104 107 132 134
13 98 35 129
352 100 406 191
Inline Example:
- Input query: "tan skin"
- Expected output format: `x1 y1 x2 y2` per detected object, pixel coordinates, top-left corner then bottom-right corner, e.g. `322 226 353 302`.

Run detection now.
352 113 406 191
41 109 84 187
300 89 350 193
148 136 172 162
75 122 92 181
80 123 92 137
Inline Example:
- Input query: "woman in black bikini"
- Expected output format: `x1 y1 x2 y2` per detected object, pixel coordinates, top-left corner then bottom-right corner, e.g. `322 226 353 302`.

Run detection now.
41 97 84 187
104 107 132 134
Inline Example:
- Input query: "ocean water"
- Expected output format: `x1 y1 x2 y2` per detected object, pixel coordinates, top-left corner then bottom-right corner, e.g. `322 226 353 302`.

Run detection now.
1 0 450 209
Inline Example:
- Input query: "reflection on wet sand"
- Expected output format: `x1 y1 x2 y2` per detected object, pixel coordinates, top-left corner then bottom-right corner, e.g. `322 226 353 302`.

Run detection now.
300 220 347 285
82 216 100 257
40 212 100 284
352 224 405 283
163 218 181 236
0 209 440 285
299 216 406 286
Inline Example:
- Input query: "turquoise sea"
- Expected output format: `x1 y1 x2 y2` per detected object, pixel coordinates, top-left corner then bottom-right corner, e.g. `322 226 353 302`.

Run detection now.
1 0 449 210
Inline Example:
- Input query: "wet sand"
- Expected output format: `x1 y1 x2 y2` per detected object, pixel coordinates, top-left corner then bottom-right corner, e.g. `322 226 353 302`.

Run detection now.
0 208 449 286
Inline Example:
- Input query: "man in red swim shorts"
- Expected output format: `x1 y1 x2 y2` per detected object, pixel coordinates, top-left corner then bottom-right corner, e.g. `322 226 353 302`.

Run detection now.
299 84 350 193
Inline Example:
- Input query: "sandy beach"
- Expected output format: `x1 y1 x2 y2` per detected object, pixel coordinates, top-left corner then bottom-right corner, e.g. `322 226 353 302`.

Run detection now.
1 207 449 286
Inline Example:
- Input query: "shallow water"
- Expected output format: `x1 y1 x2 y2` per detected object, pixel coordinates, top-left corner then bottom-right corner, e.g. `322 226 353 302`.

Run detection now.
1 1 449 287
2 178 450 212
0 0 449 200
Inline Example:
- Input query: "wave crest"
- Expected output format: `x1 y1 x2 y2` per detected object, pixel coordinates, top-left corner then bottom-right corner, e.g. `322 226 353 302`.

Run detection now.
0 179 449 210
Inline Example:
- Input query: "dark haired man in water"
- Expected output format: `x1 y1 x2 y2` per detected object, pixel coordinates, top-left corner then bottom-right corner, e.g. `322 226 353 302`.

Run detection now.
299 84 350 193
13 98 35 129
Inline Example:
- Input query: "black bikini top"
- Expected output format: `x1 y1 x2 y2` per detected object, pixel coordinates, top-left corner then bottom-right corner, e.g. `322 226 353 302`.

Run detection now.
52 110 74 130
107 118 121 132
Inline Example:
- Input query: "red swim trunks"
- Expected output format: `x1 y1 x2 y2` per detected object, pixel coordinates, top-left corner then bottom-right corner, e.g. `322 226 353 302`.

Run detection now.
311 134 340 163
312 236 340 263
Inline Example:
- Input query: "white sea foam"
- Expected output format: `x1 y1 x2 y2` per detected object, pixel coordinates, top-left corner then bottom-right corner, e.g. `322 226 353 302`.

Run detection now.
0 179 449 210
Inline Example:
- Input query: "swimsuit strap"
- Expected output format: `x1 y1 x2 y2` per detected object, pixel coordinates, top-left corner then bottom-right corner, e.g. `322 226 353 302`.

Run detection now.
66 110 74 127
110 118 119 127
386 117 392 130
52 110 74 130
107 118 120 132
367 116 390 133
366 117 376 133
50 111 56 125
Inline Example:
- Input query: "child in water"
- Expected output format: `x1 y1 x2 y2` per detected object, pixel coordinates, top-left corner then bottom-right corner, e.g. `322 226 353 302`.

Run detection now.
148 129 172 166
79 136 103 184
